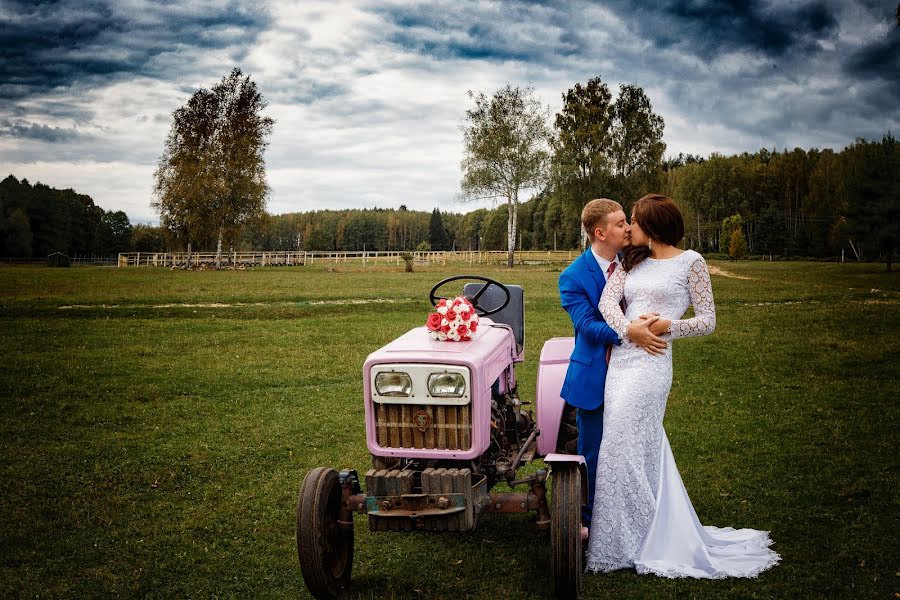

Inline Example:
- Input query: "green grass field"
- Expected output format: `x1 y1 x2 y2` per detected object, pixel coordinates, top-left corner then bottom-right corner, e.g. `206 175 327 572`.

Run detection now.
0 261 897 599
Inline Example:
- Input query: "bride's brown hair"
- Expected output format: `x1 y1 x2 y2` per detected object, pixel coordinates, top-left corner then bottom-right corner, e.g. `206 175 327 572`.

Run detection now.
622 194 685 271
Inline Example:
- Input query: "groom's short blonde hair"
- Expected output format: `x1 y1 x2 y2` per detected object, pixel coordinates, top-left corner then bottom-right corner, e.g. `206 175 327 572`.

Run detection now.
582 198 623 242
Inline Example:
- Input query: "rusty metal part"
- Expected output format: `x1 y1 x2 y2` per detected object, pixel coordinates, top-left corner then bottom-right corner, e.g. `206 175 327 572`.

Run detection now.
338 478 362 529
531 477 550 530
364 467 483 532
366 492 466 516
507 428 539 478
343 493 367 514
483 492 545 513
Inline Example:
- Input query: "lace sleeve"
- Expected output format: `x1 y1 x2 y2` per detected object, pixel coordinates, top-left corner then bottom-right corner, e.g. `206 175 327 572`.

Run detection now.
599 266 628 338
670 255 716 339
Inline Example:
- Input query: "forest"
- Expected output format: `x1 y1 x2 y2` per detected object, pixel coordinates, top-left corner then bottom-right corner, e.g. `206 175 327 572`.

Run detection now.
1 134 896 266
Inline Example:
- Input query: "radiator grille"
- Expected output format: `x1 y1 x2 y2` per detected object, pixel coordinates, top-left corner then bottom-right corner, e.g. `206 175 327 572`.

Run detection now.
374 403 471 450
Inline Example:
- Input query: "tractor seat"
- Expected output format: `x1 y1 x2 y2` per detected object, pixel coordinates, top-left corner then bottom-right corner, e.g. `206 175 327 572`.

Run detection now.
463 282 524 354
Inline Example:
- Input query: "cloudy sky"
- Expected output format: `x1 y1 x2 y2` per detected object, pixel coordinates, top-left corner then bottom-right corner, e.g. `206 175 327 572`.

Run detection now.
1 0 898 223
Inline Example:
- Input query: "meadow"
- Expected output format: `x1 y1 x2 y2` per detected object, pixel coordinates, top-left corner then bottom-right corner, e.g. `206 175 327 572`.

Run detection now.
0 260 897 599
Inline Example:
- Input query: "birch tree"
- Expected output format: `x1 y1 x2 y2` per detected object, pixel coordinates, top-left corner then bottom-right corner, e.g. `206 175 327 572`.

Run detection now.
153 68 273 265
460 85 550 267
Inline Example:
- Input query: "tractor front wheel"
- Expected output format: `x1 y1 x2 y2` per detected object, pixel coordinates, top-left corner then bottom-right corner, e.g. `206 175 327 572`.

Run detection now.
296 467 354 599
551 464 582 599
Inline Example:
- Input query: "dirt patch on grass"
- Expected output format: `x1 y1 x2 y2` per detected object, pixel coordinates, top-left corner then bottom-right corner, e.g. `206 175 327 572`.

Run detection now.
707 265 753 279
58 298 417 310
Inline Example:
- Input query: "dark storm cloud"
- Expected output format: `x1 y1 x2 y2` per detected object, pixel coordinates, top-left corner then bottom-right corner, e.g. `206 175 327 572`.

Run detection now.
376 1 837 63
0 119 86 142
0 0 269 100
651 0 838 57
375 2 579 63
843 29 900 96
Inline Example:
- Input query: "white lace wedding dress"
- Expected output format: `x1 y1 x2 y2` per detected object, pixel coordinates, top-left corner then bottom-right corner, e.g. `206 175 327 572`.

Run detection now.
586 250 780 578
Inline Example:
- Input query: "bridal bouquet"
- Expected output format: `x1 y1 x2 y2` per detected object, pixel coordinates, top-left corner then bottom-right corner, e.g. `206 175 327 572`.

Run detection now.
425 296 479 342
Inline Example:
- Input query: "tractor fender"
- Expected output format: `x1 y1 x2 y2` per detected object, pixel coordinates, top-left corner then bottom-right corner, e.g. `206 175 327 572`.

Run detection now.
544 454 589 505
535 337 574 456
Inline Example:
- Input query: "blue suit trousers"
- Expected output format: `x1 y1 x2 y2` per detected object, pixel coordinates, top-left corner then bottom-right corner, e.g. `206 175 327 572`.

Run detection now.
575 403 604 527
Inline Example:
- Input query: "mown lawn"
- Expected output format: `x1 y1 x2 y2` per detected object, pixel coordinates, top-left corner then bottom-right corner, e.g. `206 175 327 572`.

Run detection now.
0 261 897 599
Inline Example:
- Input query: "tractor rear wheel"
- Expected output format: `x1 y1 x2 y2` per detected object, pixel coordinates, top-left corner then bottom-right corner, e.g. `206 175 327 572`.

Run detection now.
551 464 582 599
296 467 354 599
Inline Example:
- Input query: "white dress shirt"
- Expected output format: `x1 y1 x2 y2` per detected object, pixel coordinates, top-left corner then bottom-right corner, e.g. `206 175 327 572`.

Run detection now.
590 246 620 281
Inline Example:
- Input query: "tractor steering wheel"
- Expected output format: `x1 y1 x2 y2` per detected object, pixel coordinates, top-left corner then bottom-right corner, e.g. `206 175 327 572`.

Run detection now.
429 275 511 317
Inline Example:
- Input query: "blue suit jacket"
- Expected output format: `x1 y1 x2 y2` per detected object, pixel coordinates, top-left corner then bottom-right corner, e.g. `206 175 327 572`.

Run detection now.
558 249 621 410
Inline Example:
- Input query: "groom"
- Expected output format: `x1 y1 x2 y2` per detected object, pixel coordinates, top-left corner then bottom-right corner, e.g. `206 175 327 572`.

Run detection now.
558 198 665 535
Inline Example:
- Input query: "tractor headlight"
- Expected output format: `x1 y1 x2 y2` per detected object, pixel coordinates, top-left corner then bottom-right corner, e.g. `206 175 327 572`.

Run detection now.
374 371 412 397
427 372 466 398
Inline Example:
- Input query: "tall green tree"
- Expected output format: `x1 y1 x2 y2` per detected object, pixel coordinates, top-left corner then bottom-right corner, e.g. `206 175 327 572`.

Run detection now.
720 214 744 254
3 208 32 257
95 211 133 256
610 84 666 203
551 77 665 246
552 77 615 223
0 175 104 257
844 134 900 271
428 208 451 251
132 224 169 252
460 84 551 267
153 68 274 264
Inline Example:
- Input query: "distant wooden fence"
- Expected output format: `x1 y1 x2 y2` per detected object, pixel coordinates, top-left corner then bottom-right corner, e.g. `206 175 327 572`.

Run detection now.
117 250 578 268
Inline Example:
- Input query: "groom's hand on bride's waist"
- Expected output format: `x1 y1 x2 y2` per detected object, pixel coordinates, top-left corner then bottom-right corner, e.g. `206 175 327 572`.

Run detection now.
626 314 668 355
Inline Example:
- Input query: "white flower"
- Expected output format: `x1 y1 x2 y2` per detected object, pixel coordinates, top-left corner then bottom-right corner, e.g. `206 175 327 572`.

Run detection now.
437 305 448 315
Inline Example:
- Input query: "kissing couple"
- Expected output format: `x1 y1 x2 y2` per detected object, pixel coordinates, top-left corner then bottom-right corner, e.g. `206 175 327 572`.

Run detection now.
558 195 780 578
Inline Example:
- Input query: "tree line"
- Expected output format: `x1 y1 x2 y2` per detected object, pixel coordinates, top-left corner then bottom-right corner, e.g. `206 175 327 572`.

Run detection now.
0 175 137 258
3 132 896 269
660 136 898 267
244 133 897 268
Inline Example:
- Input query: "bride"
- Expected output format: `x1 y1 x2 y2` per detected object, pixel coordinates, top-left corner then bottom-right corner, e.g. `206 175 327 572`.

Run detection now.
585 194 780 578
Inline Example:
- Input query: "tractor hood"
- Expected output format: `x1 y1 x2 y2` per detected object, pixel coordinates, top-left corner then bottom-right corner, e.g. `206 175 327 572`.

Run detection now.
362 318 518 461
364 318 517 366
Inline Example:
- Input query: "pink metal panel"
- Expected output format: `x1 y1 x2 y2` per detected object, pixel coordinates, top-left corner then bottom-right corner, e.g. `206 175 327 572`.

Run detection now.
535 337 574 456
364 319 517 460
544 452 589 504
543 452 585 466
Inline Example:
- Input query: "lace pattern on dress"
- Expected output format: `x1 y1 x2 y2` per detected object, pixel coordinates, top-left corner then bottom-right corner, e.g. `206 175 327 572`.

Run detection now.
669 255 716 339
598 266 628 338
586 250 777 579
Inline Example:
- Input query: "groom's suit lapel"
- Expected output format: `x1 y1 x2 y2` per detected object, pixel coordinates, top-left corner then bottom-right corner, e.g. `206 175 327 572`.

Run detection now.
583 249 605 305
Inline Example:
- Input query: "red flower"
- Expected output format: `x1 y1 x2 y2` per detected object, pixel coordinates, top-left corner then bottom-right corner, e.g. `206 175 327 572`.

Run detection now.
460 311 471 321
457 324 469 337
469 320 478 332
426 313 442 330
441 323 451 333
446 309 457 321
437 298 447 308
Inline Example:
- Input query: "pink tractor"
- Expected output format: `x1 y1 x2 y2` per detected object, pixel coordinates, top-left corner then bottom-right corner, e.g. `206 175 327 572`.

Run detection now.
296 276 584 599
